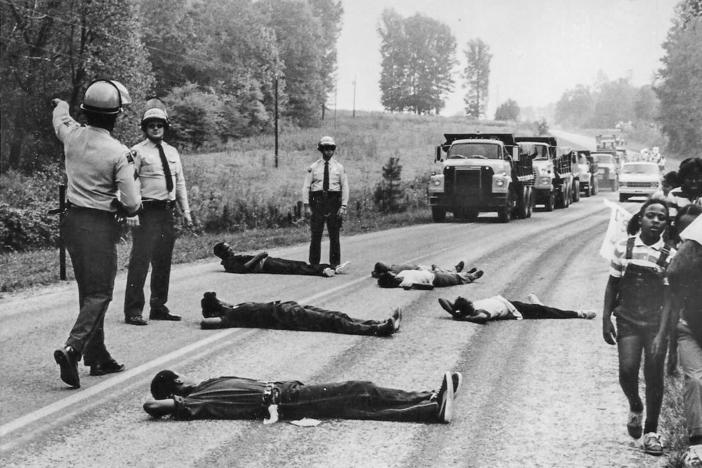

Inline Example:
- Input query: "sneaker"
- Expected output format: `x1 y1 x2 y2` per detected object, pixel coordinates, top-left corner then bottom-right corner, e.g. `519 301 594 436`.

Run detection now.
375 318 395 337
526 293 543 305
436 371 454 423
578 310 597 319
469 270 484 281
451 372 463 396
322 267 335 277
334 261 350 274
54 346 80 388
642 432 663 455
391 308 402 332
454 261 465 273
627 410 643 439
467 267 477 274
684 444 702 468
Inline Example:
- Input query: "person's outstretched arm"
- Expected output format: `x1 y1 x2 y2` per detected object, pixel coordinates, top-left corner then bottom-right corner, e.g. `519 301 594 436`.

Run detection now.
602 276 620 345
143 399 176 418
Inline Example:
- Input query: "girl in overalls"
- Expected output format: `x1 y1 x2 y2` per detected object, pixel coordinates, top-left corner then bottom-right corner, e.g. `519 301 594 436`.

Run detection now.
602 199 676 455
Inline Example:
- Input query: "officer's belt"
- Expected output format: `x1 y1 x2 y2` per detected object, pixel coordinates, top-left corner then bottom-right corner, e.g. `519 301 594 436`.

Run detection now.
65 201 115 217
142 199 175 210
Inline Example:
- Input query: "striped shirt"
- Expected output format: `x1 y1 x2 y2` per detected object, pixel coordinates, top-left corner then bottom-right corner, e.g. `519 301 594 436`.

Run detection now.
609 235 676 284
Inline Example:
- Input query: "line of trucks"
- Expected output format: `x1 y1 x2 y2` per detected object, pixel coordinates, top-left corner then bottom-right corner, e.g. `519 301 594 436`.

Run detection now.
428 133 604 223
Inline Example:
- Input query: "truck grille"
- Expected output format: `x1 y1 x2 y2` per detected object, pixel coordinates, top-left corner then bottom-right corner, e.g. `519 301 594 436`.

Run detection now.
444 166 492 199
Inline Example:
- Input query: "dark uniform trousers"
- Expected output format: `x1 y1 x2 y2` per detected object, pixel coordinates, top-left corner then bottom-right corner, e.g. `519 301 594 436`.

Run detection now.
61 207 118 365
510 302 581 319
124 203 176 317
309 191 342 266
219 301 390 336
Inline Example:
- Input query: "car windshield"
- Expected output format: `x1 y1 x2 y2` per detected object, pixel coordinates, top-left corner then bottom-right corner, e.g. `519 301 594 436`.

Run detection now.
593 154 614 164
447 143 500 159
518 143 549 160
621 164 659 175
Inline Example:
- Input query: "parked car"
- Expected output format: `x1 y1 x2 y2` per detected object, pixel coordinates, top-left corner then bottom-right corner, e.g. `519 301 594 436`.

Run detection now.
618 162 661 202
592 152 619 191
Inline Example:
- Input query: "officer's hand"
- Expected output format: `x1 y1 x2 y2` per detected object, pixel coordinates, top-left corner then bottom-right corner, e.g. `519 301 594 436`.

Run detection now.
602 316 617 345
126 216 140 228
303 205 311 218
337 206 347 217
183 212 193 227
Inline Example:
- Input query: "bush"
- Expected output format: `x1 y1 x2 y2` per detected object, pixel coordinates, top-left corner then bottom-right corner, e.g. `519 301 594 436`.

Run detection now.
0 204 58 252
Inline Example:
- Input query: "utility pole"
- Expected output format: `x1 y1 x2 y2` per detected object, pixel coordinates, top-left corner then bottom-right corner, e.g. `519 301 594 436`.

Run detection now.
352 77 357 118
333 77 337 129
274 75 279 168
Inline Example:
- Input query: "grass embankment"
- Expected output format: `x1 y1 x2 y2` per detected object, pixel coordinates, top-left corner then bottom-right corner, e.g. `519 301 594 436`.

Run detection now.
1 111 529 294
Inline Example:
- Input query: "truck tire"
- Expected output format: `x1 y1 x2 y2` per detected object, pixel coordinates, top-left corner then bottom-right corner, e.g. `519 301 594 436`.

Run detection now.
526 188 534 218
517 189 529 219
573 180 580 202
431 206 446 222
555 188 565 209
545 191 555 212
582 183 590 197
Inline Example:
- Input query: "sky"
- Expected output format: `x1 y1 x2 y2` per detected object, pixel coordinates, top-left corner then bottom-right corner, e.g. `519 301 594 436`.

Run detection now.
334 0 680 116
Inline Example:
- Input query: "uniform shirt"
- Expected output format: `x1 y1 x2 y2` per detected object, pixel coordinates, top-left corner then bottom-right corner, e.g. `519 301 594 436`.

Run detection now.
302 157 349 205
395 269 435 288
472 295 523 320
131 139 190 212
52 101 140 213
609 234 676 285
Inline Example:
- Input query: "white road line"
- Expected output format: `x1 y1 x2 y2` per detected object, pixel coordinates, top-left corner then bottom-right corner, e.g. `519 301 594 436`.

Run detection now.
0 247 457 441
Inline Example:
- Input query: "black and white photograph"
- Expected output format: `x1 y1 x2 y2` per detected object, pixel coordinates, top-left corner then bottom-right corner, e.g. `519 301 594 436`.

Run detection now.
1 0 701 466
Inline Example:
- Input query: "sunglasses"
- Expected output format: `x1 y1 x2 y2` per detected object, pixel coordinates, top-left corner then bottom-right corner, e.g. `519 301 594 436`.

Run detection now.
147 123 165 129
320 145 336 150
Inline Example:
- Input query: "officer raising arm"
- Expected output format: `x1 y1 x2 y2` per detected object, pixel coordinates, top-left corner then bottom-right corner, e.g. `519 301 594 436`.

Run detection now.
52 80 140 389
302 136 349 268
123 99 191 325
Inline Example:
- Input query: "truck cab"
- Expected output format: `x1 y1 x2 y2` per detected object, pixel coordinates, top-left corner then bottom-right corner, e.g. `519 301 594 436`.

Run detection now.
429 133 534 223
515 137 573 211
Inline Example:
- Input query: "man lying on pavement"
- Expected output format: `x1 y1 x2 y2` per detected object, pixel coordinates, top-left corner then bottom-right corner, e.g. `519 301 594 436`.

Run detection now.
200 292 401 337
375 267 484 290
143 369 463 424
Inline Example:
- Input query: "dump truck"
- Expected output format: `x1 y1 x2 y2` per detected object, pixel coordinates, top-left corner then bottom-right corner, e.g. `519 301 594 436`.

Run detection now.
515 136 573 211
575 150 598 197
428 133 535 223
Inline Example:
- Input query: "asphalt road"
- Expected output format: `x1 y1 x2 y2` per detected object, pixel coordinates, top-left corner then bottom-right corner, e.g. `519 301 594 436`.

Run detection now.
0 190 668 467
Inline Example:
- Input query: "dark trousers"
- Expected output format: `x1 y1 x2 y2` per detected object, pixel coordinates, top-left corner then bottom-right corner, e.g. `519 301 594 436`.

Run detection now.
261 257 330 276
511 301 581 319
280 381 438 422
219 301 389 335
124 206 175 317
61 208 118 365
309 192 341 266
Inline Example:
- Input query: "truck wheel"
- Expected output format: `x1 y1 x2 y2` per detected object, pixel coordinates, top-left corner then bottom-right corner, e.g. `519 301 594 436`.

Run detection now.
431 206 446 222
583 183 590 198
526 188 534 218
545 191 555 212
573 180 580 202
517 190 529 219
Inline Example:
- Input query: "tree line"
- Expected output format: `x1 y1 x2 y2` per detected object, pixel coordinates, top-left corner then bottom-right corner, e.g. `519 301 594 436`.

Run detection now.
0 0 343 172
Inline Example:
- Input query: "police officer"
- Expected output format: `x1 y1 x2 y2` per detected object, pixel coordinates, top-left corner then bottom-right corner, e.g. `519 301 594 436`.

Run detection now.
302 136 349 267
123 99 192 325
52 80 141 388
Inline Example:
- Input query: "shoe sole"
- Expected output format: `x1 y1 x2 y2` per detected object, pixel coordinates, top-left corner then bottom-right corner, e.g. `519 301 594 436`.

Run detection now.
438 371 454 423
392 309 402 332
54 349 80 388
452 372 463 396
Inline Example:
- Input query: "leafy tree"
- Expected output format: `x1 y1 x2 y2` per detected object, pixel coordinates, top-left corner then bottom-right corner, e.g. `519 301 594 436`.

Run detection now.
633 85 658 122
494 99 520 121
554 85 593 128
463 38 491 118
378 10 456 114
655 2 702 154
1 0 153 172
308 0 344 119
374 156 405 212
589 78 636 127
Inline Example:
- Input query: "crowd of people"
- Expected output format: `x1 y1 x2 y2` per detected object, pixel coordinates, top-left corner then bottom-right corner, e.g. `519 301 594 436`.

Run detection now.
50 80 702 462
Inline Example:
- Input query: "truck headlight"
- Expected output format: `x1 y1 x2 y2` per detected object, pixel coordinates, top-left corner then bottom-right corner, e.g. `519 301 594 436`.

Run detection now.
428 175 444 192
492 175 508 193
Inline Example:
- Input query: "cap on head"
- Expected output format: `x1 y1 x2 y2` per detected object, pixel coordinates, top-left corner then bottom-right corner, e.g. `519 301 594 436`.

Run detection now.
81 79 130 115
141 98 169 131
213 242 231 258
318 136 336 151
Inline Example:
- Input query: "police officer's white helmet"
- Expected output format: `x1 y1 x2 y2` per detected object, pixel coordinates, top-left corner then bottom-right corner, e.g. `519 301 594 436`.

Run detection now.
80 79 131 115
318 136 336 151
140 106 169 131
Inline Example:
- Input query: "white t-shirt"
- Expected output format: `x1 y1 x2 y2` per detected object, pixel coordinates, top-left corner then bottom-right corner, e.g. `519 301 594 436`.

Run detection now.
681 215 702 245
395 269 435 288
472 295 523 320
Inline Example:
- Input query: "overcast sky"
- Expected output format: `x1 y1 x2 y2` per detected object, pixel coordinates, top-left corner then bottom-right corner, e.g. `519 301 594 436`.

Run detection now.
334 0 680 116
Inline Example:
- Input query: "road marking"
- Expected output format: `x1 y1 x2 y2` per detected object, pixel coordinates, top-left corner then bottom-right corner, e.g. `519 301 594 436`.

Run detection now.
0 246 460 442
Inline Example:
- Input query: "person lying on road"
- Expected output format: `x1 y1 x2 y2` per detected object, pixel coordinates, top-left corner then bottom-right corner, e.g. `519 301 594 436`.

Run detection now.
375 268 483 290
200 292 401 337
371 260 469 278
214 242 349 277
437 293 597 324
143 369 462 424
